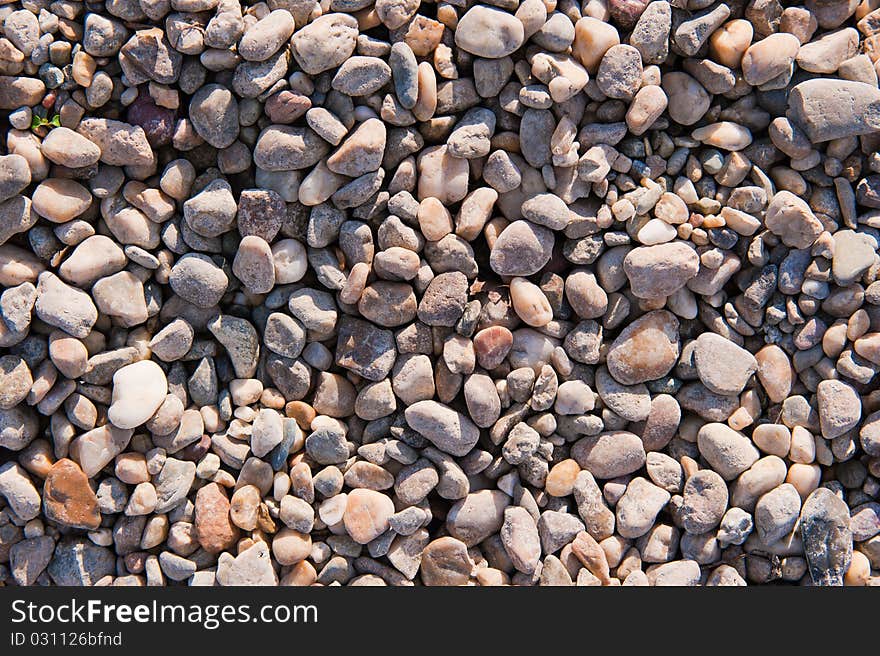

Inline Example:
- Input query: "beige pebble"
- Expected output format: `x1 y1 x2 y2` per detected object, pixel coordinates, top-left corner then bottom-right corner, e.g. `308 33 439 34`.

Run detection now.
417 196 454 241
509 277 553 327
572 16 619 73
691 122 753 151
709 19 753 69
545 459 581 497
32 178 92 223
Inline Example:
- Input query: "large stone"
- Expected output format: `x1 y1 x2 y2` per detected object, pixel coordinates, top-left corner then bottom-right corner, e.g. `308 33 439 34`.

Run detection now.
446 490 509 546
693 332 758 396
216 541 278 585
0 462 40 520
455 6 524 58
43 459 101 530
799 487 852 586
10 536 54 586
34 272 97 339
697 423 759 480
788 79 880 142
195 482 240 554
571 431 647 479
764 191 823 249
606 310 679 385
335 316 396 382
108 360 168 429
254 125 330 171
189 84 239 149
816 379 861 439
489 220 555 276
405 400 480 456
623 243 699 299
47 539 115 586
76 118 154 167
343 488 395 544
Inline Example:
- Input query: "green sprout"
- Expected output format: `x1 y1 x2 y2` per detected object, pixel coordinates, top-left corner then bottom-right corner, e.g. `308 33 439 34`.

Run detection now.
30 113 61 132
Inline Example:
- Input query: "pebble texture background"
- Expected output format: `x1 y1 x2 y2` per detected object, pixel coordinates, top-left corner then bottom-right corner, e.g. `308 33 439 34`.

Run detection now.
0 0 878 587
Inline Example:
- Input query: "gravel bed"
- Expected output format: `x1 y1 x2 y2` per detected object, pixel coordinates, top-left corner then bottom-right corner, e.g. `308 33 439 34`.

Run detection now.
0 0 879 587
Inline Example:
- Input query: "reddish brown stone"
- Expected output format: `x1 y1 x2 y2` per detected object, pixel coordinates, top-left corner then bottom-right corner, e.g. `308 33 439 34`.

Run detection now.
473 325 513 370
194 482 240 554
609 0 649 28
43 458 101 530
264 90 312 124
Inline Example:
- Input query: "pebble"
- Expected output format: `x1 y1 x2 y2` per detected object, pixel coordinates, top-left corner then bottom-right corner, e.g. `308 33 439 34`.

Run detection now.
764 191 823 249
43 459 101 530
0 462 41 520
189 84 239 149
194 482 239 554
788 79 880 142
291 14 358 75
344 488 395 544
40 127 101 169
571 431 647 480
170 253 228 309
405 401 480 457
680 470 728 535
501 506 541 574
420 537 472 585
697 423 760 481
755 483 801 545
108 360 168 429
47 539 114 586
662 72 710 126
32 178 92 223
741 33 800 87
455 6 524 59
0 355 31 410
0 155 31 204
693 333 758 396
34 272 97 339
597 45 643 100
447 490 509 547
490 220 555 276
76 118 154 167
616 478 671 539
623 243 700 299
816 379 861 439
606 310 679 385
800 488 852 586
217 541 278 586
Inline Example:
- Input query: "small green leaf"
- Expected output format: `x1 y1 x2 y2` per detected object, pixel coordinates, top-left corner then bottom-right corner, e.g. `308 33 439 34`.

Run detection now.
49 115 61 127
30 114 42 130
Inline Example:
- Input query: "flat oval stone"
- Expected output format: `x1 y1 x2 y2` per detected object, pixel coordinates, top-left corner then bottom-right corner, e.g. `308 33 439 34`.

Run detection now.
455 6 525 59
404 400 480 457
571 431 647 479
254 125 330 171
40 127 101 168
